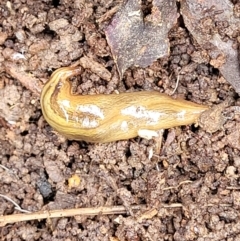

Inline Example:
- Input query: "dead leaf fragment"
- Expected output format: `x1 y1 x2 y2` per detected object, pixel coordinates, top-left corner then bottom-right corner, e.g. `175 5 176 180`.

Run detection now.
105 0 178 78
181 0 240 94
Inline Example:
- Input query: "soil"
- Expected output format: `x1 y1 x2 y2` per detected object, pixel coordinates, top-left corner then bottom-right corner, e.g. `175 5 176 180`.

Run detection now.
1 0 240 240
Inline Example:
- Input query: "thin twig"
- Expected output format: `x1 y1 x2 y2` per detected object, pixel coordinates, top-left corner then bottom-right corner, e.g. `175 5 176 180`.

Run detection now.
163 180 193 190
226 186 240 190
0 202 233 227
97 5 120 23
0 165 19 179
0 164 11 172
170 68 181 95
171 73 180 95
0 205 144 227
0 194 31 214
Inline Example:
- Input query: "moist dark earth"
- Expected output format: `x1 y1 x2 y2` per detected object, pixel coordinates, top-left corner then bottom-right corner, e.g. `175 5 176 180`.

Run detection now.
1 0 240 240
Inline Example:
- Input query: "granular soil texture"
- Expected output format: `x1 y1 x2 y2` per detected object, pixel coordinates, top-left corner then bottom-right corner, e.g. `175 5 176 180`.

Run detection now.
1 0 240 240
